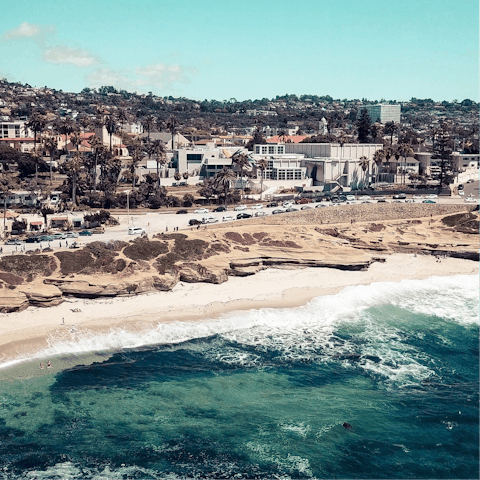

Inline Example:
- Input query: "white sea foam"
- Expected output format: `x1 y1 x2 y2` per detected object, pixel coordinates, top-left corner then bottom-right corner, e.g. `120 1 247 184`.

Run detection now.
1 275 477 385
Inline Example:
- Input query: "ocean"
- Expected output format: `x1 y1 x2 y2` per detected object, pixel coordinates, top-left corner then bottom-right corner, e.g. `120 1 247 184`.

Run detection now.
0 275 478 479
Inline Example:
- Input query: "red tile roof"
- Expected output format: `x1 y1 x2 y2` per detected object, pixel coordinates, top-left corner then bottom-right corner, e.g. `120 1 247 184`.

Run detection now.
267 135 308 144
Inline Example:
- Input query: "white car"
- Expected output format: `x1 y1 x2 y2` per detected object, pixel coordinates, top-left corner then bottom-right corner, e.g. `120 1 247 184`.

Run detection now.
222 215 235 221
413 195 424 199
252 204 264 209
282 202 293 208
235 205 247 211
425 194 438 199
458 190 465 196
358 195 371 201
254 211 268 217
202 216 218 224
346 195 356 201
464 197 477 203
194 208 209 214
128 227 145 235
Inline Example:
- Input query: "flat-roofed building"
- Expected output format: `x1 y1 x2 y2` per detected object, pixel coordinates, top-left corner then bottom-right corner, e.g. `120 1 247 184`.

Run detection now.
360 104 401 124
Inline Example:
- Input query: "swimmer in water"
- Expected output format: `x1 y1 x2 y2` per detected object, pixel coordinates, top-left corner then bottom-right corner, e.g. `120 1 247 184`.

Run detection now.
343 422 352 431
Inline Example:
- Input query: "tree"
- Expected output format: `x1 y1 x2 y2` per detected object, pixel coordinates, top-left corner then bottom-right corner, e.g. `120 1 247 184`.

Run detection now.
57 117 75 153
213 167 236 206
126 139 143 188
141 115 156 142
359 156 370 187
356 109 372 143
167 115 179 149
396 144 415 185
70 131 82 151
88 135 104 192
278 130 288 143
25 112 47 180
256 158 268 200
182 193 194 207
432 123 455 191
104 115 118 152
197 178 215 204
372 149 385 185
232 151 250 198
147 139 166 187
44 136 58 185
384 121 398 146
64 152 84 205
174 172 181 182
246 128 266 151
182 171 189 184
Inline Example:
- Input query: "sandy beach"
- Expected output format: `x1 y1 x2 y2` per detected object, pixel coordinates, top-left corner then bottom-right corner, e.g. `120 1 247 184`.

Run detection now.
0 253 477 367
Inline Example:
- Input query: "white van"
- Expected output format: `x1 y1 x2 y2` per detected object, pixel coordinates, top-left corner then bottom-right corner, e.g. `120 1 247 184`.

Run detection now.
202 216 219 224
128 227 145 235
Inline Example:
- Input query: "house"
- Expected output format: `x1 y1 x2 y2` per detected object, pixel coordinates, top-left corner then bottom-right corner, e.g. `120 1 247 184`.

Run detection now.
138 132 190 150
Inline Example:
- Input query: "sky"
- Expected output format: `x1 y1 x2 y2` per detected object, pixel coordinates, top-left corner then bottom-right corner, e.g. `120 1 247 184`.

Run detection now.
0 0 478 102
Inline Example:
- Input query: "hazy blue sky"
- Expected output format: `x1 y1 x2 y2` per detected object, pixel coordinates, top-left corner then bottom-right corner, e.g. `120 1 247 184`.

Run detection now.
0 0 478 101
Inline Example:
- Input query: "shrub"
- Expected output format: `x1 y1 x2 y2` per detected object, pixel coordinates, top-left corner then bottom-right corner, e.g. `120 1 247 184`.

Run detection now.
54 250 95 275
123 238 169 261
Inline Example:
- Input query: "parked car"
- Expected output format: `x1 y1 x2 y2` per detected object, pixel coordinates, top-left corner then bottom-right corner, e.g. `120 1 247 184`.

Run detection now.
266 202 278 207
25 236 41 243
79 230 93 236
423 199 436 204
458 190 465 196
272 209 285 214
128 227 145 235
315 203 328 208
194 208 209 214
65 232 79 238
234 205 247 211
176 209 188 214
464 196 477 202
457 184 464 190
92 227 105 234
214 206 227 212
236 213 252 219
393 193 407 199
252 204 263 209
51 233 66 240
285 207 299 212
282 202 293 208
188 219 202 226
39 235 55 241
413 195 424 199
466 179 474 183
5 239 25 245
222 215 235 222
254 211 268 217
202 216 219 224
425 194 438 199
300 206 312 210
346 195 356 201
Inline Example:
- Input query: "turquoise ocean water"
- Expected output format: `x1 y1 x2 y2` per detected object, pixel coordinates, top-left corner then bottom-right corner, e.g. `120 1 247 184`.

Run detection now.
0 274 478 479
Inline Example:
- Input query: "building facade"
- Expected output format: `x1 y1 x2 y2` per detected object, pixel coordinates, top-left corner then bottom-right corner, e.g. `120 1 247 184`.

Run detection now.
361 104 401 124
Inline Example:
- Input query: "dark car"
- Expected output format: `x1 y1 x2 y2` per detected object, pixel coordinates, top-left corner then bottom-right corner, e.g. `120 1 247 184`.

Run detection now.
78 230 93 236
457 184 464 190
393 193 407 199
300 206 312 210
188 219 202 226
176 209 188 214
267 202 278 207
285 207 299 212
236 213 252 219
214 206 227 212
272 209 285 214
25 236 41 243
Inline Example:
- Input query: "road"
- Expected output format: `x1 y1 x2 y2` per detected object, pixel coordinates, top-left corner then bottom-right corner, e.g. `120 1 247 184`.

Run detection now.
0 194 477 256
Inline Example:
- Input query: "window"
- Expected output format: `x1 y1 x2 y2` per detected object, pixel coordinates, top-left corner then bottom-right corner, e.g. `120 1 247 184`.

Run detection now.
277 146 284 154
268 146 275 154
287 171 294 179
278 171 286 180
295 171 302 179
261 146 267 154
187 154 203 163
15 126 20 138
255 146 260 154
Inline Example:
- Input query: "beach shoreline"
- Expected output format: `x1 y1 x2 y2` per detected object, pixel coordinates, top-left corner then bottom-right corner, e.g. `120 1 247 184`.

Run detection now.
0 253 477 369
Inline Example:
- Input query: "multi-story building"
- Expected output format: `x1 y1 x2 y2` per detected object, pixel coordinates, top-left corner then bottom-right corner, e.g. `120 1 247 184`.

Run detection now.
360 104 401 124
0 120 32 139
251 144 307 181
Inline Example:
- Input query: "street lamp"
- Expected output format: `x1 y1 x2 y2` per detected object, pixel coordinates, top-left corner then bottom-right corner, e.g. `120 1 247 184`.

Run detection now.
125 190 130 225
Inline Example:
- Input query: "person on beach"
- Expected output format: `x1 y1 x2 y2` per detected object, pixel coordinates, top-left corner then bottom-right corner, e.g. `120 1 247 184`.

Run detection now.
47 361 52 368
39 362 44 369
61 317 65 325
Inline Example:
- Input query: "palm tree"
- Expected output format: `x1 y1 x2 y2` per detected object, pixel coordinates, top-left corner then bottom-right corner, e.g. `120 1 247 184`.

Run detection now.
232 150 250 198
174 172 181 182
166 116 179 149
278 130 288 143
149 139 167 187
256 158 268 200
359 156 370 188
104 115 118 153
397 144 415 185
44 136 58 185
214 167 236 206
127 139 143 189
141 115 156 143
26 112 47 180
372 149 385 185
70 131 82 151
88 135 104 192
384 121 398 146
66 152 83 205
338 132 348 159
78 115 92 147
57 117 75 153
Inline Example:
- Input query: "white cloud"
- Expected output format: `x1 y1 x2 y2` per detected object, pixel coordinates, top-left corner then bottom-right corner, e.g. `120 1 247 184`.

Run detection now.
2 22 55 45
43 46 99 68
86 63 197 92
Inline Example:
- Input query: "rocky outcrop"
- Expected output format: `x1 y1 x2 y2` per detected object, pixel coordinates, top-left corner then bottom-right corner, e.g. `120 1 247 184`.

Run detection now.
0 288 29 313
17 284 64 308
230 257 376 271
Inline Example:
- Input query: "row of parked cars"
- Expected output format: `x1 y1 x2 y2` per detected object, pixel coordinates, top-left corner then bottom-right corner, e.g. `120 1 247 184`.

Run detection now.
3 229 103 245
